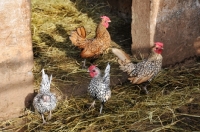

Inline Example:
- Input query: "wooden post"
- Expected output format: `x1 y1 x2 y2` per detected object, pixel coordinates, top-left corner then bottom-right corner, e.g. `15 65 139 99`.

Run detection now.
131 0 150 58
0 0 34 121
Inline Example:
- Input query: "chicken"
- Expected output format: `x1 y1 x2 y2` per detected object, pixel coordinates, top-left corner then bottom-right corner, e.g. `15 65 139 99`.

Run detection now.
69 16 111 68
112 42 164 94
87 63 111 114
33 69 57 124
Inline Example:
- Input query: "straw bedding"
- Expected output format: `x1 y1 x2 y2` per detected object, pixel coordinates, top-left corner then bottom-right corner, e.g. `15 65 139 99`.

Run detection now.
0 0 200 131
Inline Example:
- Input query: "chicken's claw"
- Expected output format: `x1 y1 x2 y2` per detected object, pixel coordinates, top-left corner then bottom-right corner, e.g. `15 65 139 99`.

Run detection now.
89 100 96 110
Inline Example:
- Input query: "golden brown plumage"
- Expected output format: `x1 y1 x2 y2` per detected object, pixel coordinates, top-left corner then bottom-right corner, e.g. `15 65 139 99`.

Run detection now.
69 16 111 60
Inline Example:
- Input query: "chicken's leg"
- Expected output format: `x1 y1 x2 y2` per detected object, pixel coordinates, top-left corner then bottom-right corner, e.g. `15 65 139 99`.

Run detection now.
143 85 149 94
41 114 46 124
142 82 149 94
82 59 87 69
48 110 52 120
99 102 104 114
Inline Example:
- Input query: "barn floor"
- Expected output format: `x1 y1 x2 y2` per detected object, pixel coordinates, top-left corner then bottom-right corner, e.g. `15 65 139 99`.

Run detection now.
1 0 200 131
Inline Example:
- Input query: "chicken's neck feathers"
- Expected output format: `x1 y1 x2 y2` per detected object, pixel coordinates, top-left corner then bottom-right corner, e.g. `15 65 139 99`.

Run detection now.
95 23 107 39
147 51 163 62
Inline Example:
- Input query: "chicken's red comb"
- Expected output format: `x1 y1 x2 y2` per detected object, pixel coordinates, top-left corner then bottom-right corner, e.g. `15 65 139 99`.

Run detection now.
101 16 110 20
155 42 164 47
88 65 97 71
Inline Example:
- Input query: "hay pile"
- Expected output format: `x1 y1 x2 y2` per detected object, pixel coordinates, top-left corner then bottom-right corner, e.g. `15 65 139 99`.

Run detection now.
1 0 200 131
31 0 129 96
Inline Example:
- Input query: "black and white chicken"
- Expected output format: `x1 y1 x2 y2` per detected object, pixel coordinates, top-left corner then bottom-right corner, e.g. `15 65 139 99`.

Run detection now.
87 63 111 114
112 42 164 94
33 69 57 124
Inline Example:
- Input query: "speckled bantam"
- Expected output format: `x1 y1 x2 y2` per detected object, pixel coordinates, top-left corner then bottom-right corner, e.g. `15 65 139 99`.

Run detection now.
33 69 57 124
87 63 111 114
112 42 164 94
69 16 111 68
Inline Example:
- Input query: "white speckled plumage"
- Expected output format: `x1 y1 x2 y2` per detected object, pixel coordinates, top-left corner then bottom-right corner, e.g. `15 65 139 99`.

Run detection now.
88 63 111 114
33 69 57 124
112 42 164 94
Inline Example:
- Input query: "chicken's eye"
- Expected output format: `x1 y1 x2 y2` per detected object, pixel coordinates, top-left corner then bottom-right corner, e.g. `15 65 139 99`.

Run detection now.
92 70 96 72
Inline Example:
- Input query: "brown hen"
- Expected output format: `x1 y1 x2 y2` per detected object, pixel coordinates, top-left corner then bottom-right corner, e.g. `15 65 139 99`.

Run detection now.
69 16 111 68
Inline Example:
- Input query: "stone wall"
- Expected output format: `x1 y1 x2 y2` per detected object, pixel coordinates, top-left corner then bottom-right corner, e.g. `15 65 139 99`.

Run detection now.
0 0 33 121
131 0 200 66
155 0 200 66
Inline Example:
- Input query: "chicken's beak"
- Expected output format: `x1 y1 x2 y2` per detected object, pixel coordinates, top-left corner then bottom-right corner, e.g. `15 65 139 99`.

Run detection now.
108 20 111 22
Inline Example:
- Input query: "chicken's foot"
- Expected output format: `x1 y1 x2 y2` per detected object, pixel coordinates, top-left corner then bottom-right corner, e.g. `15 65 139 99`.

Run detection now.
89 100 96 109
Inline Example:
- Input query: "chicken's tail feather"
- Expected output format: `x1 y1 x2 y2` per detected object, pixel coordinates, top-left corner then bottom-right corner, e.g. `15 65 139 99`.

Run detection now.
77 26 86 38
69 27 88 48
103 63 110 87
112 48 135 74
40 69 52 92
111 48 131 63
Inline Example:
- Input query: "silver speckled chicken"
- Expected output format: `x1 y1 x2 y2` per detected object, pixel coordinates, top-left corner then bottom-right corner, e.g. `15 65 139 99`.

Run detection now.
112 42 164 94
33 69 57 124
88 63 111 114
